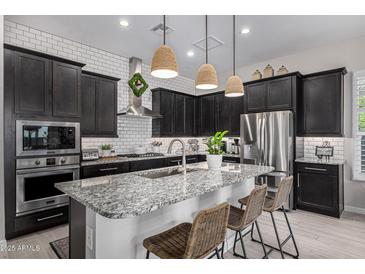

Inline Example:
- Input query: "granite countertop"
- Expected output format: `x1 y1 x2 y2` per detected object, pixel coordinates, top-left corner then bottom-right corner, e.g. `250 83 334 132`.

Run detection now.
295 157 345 165
56 162 273 219
81 152 241 167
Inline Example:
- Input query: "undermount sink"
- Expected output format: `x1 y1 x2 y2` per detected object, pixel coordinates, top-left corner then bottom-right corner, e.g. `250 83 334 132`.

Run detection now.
139 168 202 179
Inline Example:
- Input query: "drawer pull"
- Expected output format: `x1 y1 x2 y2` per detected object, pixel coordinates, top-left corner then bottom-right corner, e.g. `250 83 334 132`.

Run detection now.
99 167 118 172
224 160 237 163
304 167 327 172
170 160 181 163
37 213 64 222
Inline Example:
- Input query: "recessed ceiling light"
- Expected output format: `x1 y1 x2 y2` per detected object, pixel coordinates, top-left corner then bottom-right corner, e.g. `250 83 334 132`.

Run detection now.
241 28 250 34
120 20 129 27
187 50 194 57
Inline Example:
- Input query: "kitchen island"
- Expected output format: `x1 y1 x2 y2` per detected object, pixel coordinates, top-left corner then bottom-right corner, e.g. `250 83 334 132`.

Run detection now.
56 162 273 259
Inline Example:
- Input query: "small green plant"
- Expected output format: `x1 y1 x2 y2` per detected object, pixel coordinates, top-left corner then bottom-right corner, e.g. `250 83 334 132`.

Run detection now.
205 130 229 155
100 144 112 151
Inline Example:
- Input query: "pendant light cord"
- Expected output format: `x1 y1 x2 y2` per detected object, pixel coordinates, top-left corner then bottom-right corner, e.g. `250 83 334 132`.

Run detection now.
205 15 208 64
163 15 166 45
233 15 236 75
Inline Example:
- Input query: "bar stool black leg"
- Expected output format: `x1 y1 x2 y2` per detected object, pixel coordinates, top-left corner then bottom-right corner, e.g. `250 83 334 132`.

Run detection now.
221 241 225 259
270 212 285 259
215 248 221 259
254 220 267 259
250 222 255 239
146 250 150 259
238 230 247 259
282 206 299 258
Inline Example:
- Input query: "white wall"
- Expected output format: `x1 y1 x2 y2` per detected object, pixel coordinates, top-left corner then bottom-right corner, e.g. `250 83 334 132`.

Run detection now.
4 20 196 154
220 36 365 212
0 15 6 243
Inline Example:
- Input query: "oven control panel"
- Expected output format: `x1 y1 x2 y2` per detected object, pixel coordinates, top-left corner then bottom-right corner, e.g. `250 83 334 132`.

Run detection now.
17 155 80 170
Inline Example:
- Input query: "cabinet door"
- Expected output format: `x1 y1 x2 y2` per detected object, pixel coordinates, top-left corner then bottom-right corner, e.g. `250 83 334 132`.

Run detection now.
198 95 216 136
129 159 167 172
184 96 195 136
52 61 81 118
245 82 267 113
160 92 175 136
230 96 244 136
215 94 231 133
267 77 292 110
174 94 185 136
301 73 342 135
96 78 117 136
297 172 338 216
81 162 129 179
81 75 97 135
14 51 51 116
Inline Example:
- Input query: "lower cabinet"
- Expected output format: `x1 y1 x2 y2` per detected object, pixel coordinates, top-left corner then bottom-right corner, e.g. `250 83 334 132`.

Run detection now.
129 159 167 172
81 162 130 179
222 156 240 163
14 206 68 237
296 162 344 218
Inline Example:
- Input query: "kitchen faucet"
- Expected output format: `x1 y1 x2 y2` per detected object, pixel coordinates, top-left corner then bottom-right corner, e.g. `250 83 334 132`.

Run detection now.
167 139 186 173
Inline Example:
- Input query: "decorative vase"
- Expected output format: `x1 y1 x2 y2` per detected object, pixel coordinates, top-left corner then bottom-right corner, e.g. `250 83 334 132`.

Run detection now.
263 64 274 78
206 154 223 170
277 65 289 75
251 70 262 80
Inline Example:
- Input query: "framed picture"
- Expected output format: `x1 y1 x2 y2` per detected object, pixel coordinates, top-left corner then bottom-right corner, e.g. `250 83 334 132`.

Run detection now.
315 146 334 158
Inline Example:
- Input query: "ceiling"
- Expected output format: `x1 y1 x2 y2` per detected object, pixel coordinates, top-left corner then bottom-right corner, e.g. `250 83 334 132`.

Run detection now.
6 15 365 80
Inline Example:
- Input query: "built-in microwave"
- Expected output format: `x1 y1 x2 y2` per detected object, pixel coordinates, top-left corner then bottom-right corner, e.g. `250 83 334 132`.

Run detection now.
16 120 80 157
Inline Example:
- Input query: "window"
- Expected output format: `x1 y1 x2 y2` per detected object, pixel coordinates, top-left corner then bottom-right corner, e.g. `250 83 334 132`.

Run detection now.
353 70 365 181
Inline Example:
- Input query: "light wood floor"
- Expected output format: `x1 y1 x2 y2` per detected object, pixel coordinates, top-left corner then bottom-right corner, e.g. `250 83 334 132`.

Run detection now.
1 210 365 259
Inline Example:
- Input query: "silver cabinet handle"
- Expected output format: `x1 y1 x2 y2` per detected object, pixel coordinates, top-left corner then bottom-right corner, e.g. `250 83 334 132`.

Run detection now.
224 160 237 163
37 213 64 222
297 174 300 188
170 160 181 164
187 158 198 162
304 167 327 172
99 167 118 172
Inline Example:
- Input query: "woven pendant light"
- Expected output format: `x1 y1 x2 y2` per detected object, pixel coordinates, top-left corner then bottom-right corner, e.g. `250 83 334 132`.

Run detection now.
196 15 218 90
225 15 243 97
151 15 178 79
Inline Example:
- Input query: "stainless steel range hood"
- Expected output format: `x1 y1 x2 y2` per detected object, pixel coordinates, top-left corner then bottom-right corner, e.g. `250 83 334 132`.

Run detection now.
117 57 162 119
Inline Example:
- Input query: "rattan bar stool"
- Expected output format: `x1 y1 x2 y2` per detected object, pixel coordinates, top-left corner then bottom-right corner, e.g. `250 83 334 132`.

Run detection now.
239 176 299 259
227 184 268 259
143 202 230 259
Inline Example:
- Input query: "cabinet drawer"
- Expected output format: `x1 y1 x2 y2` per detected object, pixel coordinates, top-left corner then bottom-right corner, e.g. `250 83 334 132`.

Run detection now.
15 206 68 234
81 162 130 179
223 156 240 163
296 162 338 176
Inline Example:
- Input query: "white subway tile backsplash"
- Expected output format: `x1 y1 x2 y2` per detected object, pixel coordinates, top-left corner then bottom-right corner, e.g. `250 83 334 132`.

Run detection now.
4 19 196 153
303 137 344 160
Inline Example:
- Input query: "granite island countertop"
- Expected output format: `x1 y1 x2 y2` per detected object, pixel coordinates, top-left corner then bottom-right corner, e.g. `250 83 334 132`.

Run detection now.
56 162 273 219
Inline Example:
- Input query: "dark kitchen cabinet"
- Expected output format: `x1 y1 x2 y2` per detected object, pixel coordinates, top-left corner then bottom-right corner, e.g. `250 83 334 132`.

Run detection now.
245 82 267 113
296 162 344 218
223 156 240 163
14 51 52 116
52 61 81 118
230 96 245 136
298 68 346 136
152 89 175 136
244 73 301 113
197 94 216 136
152 88 195 137
81 71 119 137
81 162 130 179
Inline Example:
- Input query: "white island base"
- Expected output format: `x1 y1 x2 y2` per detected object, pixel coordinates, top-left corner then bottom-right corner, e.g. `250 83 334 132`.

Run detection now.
84 177 255 259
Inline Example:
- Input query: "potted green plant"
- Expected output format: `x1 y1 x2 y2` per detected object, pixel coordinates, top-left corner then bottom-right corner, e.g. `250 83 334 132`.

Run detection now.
100 144 113 158
205 130 228 170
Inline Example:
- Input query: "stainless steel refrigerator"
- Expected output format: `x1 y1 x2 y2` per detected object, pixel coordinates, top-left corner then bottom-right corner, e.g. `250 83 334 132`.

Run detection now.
240 110 294 209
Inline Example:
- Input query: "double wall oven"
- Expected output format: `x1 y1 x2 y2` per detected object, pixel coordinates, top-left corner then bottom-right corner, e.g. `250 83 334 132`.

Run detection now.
15 120 80 216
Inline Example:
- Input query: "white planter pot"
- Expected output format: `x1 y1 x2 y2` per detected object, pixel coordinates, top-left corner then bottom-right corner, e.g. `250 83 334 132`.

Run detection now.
101 150 111 158
206 154 223 170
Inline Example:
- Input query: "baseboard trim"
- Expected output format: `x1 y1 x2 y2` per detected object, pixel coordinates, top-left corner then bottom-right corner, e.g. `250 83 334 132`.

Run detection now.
345 205 365 215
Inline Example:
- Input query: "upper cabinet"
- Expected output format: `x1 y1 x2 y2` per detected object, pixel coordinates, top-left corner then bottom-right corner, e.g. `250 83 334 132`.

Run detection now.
81 71 119 137
244 73 302 113
298 68 346 137
197 94 216 136
5 44 85 120
152 88 196 137
14 51 52 116
52 61 81 118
